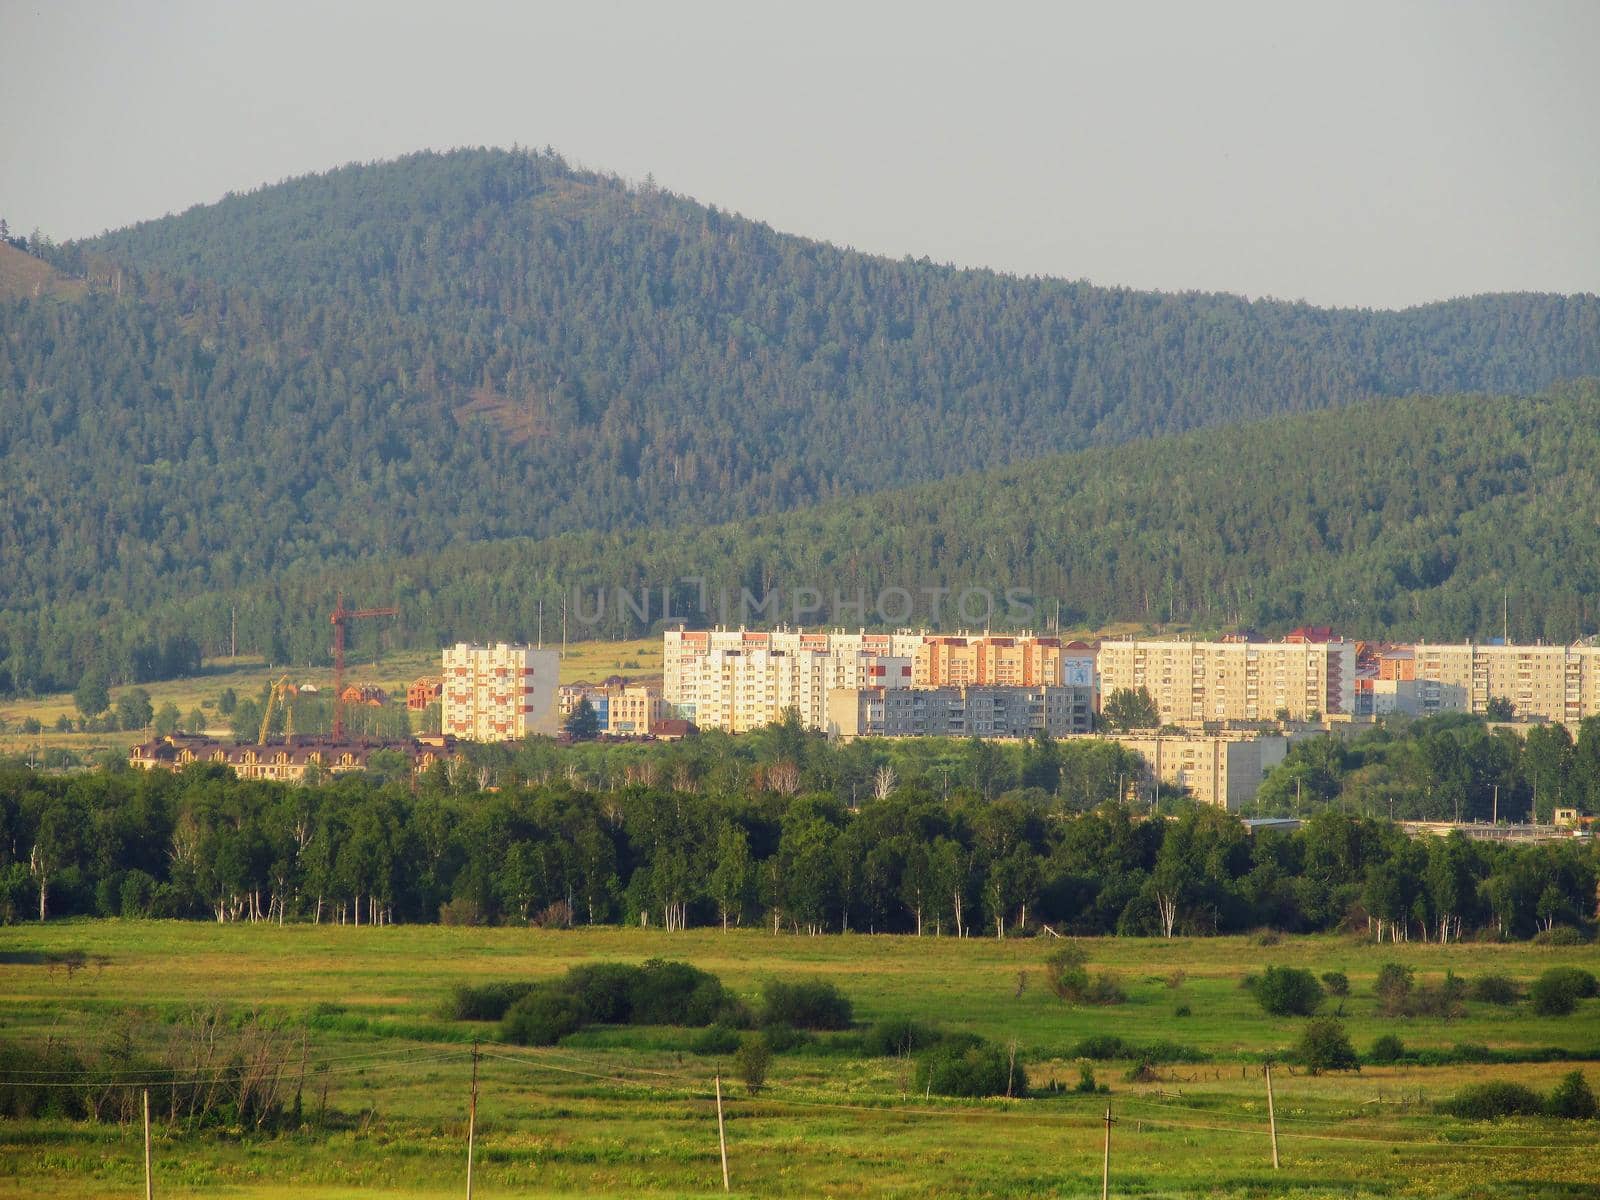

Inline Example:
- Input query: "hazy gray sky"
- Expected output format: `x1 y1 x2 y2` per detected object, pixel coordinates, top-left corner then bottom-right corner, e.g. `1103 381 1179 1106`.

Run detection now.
3 0 1597 308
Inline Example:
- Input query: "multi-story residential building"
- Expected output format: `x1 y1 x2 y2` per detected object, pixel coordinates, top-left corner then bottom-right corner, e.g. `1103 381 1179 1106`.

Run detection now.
407 677 443 711
560 681 668 735
1095 637 1355 726
1096 731 1294 811
826 684 1094 740
914 634 1068 687
664 628 918 731
1413 642 1600 723
442 643 559 742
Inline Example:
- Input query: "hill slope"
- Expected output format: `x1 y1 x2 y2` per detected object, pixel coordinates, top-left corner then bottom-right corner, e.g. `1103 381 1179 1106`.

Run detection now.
3 148 1598 631
7 380 1599 694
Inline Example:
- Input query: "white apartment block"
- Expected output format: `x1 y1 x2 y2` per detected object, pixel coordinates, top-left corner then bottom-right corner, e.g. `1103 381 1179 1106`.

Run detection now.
442 643 559 742
664 628 918 732
1095 638 1355 726
1096 731 1297 810
827 684 1094 740
1414 642 1600 724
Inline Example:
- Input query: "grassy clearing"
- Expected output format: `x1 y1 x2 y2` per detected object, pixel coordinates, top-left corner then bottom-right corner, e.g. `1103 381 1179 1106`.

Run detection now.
1 923 1597 1197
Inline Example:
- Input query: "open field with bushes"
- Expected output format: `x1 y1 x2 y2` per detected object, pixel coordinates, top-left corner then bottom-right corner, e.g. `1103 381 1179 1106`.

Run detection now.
2 922 1597 1198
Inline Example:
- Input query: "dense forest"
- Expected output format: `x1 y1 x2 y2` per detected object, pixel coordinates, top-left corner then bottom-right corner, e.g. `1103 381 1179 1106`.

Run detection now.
3 146 1600 694
6 381 1600 695
3 713 1596 939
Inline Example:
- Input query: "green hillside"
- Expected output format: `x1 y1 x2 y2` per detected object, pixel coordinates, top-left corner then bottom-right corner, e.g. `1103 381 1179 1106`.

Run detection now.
7 380 1598 694
3 146 1599 693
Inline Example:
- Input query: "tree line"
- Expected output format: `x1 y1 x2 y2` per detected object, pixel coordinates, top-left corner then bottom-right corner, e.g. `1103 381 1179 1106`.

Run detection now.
2 720 1593 941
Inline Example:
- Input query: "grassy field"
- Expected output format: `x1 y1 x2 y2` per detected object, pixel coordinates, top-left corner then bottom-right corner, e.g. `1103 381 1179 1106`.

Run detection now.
0 639 660 759
2 922 1597 1198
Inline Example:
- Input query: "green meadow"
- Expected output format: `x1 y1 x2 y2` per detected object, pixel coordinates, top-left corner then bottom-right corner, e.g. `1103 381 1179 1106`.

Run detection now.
2 922 1597 1198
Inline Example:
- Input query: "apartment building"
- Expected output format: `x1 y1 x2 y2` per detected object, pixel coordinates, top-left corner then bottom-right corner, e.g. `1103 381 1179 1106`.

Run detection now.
664 628 918 731
442 643 559 742
1098 731 1292 811
914 634 1071 687
1413 642 1600 723
1095 637 1355 726
826 684 1094 740
560 681 668 735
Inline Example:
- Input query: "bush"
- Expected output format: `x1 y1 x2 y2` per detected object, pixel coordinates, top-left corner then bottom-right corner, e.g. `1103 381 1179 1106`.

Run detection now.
915 1033 1027 1098
1470 974 1520 1006
1368 1034 1407 1064
733 1032 771 1096
440 981 536 1022
1375 963 1414 1016
1294 1018 1359 1075
1411 971 1467 1020
761 978 853 1030
631 960 731 1026
1320 971 1350 997
500 986 584 1046
1254 966 1324 1016
1439 1082 1545 1120
760 1023 813 1054
1530 968 1599 1017
1545 1070 1598 1119
864 1017 941 1058
1044 945 1089 1001
567 963 645 1024
1073 1063 1102 1094
1173 1004 1191 1018
1073 1035 1132 1060
690 1024 742 1056
1532 926 1588 946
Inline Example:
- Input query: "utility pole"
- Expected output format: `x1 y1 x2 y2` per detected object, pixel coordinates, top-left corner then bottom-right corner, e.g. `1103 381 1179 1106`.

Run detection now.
1493 784 1499 825
466 1042 479 1200
1265 1061 1280 1170
230 605 237 660
714 1072 730 1193
1101 1103 1115 1200
143 1088 154 1200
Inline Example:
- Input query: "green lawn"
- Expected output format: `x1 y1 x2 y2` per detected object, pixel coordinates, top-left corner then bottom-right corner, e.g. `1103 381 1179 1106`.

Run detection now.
2 922 1597 1198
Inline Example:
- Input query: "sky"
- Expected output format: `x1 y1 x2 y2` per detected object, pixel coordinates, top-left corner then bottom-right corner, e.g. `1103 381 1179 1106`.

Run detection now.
2 0 1597 309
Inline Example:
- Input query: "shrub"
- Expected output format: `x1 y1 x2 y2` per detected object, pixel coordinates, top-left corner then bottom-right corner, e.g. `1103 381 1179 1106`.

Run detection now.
1530 968 1599 1017
690 1024 742 1056
500 986 584 1046
760 1023 813 1054
1173 1003 1191 1018
733 1032 771 1096
761 978 853 1030
1545 1070 1598 1119
631 960 731 1026
1374 963 1414 1016
1470 974 1520 1006
1439 1082 1545 1120
1254 966 1323 1016
1254 929 1282 947
438 897 483 926
1532 926 1588 946
1165 970 1187 991
864 1017 941 1058
1073 1063 1100 1093
916 1033 1027 1098
566 963 645 1024
1320 971 1350 997
1073 1035 1132 1060
440 981 535 1022
1411 971 1467 1020
1294 1018 1359 1075
1368 1034 1407 1064
1044 945 1089 1002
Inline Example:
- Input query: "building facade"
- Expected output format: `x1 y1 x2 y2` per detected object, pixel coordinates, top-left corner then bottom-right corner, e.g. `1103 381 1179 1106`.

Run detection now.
1095 637 1355 726
559 681 667 735
442 643 559 742
1413 642 1600 723
1097 731 1292 811
826 684 1093 740
913 634 1068 687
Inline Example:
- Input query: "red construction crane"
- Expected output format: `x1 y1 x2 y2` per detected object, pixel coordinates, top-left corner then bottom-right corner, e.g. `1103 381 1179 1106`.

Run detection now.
330 593 400 740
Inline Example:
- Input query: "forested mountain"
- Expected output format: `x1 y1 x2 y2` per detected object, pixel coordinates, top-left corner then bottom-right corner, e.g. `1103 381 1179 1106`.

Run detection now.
3 146 1599 680
7 380 1600 694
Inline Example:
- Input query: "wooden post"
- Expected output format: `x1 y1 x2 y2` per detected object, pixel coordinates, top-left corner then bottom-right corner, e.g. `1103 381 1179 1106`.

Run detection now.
143 1088 153 1200
466 1041 479 1199
1265 1061 1280 1169
1101 1103 1114 1200
714 1072 730 1193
